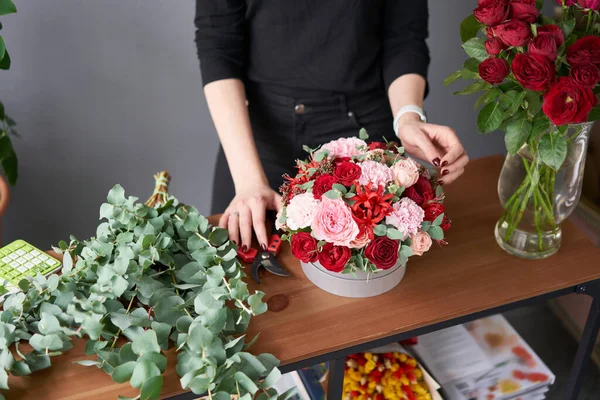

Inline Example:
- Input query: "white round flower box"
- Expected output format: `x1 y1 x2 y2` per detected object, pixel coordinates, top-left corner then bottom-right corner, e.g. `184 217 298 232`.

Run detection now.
300 259 406 298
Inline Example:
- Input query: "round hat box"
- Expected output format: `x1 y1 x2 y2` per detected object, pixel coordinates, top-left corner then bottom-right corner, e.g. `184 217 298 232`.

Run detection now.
300 259 406 298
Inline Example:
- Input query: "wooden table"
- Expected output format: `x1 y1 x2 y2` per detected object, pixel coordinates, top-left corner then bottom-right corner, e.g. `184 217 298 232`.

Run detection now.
4 155 600 400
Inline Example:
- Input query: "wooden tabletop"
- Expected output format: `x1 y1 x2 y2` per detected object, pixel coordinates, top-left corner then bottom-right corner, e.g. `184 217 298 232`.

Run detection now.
5 155 600 399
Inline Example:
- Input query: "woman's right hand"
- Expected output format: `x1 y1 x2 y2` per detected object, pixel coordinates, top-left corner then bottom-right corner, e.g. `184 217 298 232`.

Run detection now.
218 184 283 252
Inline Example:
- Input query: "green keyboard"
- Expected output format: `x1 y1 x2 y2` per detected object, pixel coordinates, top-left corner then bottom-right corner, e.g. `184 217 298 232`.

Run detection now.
0 240 61 291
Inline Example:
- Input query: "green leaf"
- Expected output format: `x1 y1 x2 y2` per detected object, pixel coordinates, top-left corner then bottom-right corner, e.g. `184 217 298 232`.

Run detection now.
535 0 543 10
359 128 369 140
386 228 404 240
194 291 225 314
560 19 576 39
477 102 504 134
462 37 488 61
428 226 444 241
432 213 445 226
532 113 551 137
0 49 10 70
524 91 542 115
234 371 259 394
260 367 282 389
313 149 327 162
209 228 228 247
460 15 482 42
0 369 7 390
188 325 214 353
248 292 267 315
400 245 413 258
0 0 15 16
444 71 462 87
138 352 167 373
454 81 490 96
154 296 185 325
323 189 341 200
463 57 481 73
112 361 136 384
474 87 501 110
588 106 600 122
131 330 161 355
130 359 161 389
331 183 347 194
107 185 126 205
140 375 163 400
539 132 568 171
505 114 532 154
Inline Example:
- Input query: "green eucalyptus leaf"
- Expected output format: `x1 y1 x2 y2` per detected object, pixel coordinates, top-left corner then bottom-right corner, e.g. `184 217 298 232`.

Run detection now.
428 226 444 241
131 330 161 355
140 375 163 400
112 361 136 384
130 359 161 389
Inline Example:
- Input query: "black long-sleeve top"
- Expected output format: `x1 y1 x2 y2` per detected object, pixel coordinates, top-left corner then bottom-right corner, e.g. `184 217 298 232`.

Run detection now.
194 0 430 95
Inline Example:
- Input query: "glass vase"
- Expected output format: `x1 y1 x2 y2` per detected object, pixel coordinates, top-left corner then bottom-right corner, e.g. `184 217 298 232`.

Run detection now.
494 122 593 259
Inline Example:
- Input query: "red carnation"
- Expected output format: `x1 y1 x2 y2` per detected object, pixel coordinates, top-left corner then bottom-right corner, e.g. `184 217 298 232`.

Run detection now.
567 36 600 68
494 20 532 47
368 142 387 151
542 77 598 126
570 63 600 88
474 0 510 26
291 232 318 263
424 203 445 222
318 243 351 273
403 177 434 207
312 174 336 199
479 58 510 85
537 24 564 46
333 161 362 186
364 237 400 270
350 184 394 230
485 37 507 56
529 34 558 61
509 2 539 23
512 53 555 92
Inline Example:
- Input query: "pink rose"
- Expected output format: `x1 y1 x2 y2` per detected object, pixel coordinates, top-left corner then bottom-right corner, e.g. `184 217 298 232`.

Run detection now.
391 157 421 188
311 197 359 247
358 160 394 189
385 198 425 239
284 192 320 231
349 226 372 249
410 231 432 256
320 137 367 158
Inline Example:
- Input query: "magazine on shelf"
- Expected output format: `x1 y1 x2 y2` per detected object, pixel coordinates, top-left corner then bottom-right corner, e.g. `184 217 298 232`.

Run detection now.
410 314 555 400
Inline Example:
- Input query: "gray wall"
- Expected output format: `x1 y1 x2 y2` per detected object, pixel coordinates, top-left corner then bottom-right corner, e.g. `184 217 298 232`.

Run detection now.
0 0 510 249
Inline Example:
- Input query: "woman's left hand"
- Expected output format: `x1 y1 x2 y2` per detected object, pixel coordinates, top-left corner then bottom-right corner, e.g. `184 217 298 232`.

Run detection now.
396 115 469 185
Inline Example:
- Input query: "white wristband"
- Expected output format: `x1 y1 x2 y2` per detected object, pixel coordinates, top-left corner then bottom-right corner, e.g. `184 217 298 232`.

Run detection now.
393 105 427 137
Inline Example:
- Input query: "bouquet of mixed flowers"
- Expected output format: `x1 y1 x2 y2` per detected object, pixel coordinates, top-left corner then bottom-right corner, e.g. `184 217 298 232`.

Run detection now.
276 130 450 274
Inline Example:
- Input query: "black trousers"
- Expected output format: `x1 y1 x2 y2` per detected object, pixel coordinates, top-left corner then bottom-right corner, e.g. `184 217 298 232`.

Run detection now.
210 83 396 214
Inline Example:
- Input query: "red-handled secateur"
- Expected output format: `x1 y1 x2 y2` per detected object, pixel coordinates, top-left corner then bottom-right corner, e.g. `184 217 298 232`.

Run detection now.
236 234 289 283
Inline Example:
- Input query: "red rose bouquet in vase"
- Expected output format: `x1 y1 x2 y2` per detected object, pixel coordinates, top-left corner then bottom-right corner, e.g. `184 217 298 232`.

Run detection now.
277 130 449 298
446 0 600 259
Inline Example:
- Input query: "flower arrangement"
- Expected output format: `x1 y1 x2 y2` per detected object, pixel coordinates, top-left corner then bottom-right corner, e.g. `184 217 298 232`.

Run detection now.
446 0 600 252
277 130 449 274
343 352 432 400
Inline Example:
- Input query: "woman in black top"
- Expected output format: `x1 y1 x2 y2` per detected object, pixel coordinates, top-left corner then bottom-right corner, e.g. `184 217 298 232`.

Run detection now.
195 0 468 251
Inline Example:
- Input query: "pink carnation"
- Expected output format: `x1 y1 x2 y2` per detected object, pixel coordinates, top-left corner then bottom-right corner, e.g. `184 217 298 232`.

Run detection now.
285 193 320 231
320 137 367 158
358 160 394 189
385 198 425 239
311 197 359 247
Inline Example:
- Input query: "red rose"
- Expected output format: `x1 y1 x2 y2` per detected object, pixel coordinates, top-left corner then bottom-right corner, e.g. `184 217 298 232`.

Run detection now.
441 216 452 231
510 2 539 23
512 53 555 91
364 237 400 270
485 37 507 56
479 58 510 85
579 0 600 10
537 24 565 46
486 26 495 39
403 177 434 207
513 0 535 4
542 77 598 125
318 243 351 273
291 232 318 263
333 161 362 186
368 142 387 151
494 20 532 47
474 0 510 26
423 203 445 222
570 63 600 88
556 0 576 4
567 36 600 68
529 34 558 61
312 174 336 199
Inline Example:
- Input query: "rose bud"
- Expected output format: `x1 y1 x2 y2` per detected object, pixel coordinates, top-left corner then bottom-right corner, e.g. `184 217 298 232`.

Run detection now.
494 20 532 47
510 2 540 23
570 63 600 87
512 53 556 91
529 34 558 61
473 0 510 26
485 37 506 55
478 58 510 85
537 24 565 46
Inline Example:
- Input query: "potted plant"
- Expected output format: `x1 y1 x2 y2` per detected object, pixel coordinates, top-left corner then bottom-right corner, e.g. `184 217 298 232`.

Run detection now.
445 0 600 259
0 0 20 244
277 130 450 298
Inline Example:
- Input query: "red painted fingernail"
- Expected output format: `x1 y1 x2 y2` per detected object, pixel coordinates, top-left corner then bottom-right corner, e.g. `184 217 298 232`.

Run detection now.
432 158 441 167
442 160 448 167
442 169 449 176
438 180 444 185
242 245 248 253
261 244 267 252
